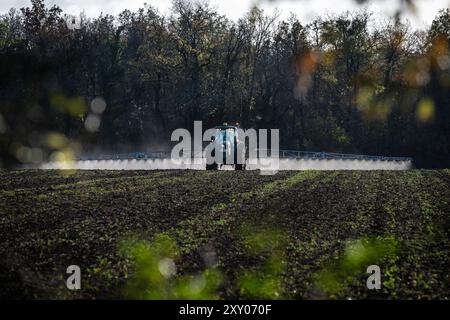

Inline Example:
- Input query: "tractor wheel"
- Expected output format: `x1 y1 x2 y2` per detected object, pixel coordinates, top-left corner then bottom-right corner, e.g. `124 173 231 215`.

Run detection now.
206 163 218 170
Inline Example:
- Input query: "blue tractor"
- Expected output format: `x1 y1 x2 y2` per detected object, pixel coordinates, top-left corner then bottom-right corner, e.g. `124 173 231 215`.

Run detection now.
206 125 246 170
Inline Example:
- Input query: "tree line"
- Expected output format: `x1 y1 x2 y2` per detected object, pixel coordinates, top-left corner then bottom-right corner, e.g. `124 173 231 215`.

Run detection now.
0 0 449 167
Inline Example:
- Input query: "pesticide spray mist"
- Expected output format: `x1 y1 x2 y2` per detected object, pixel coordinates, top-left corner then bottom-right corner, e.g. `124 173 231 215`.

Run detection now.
40 158 412 171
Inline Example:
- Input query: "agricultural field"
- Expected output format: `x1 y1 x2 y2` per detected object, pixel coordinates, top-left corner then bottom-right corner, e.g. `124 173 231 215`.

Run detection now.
0 169 449 299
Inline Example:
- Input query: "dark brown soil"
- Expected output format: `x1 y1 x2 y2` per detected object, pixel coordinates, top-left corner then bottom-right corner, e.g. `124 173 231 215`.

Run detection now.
0 169 449 299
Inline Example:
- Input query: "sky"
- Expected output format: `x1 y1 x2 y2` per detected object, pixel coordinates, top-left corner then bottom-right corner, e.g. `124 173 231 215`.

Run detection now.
1 0 449 30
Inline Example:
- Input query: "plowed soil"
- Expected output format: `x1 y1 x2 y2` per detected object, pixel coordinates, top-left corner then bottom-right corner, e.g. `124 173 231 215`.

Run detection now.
0 170 449 299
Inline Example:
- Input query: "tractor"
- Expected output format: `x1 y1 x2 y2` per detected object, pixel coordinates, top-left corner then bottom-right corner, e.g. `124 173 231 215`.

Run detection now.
205 124 246 170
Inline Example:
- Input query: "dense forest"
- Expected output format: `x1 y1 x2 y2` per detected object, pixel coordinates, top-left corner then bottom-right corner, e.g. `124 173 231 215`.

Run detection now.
0 0 449 167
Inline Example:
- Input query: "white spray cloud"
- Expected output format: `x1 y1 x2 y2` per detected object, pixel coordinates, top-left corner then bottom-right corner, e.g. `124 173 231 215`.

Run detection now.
40 158 412 170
